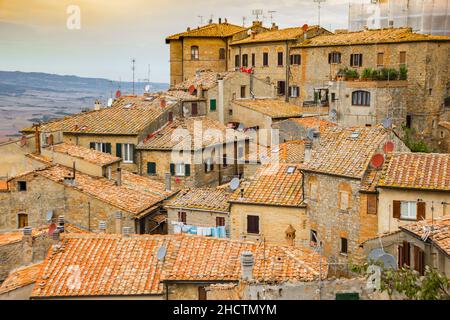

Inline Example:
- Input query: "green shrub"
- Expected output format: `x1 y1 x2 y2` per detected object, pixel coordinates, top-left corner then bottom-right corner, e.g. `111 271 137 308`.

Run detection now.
375 68 399 81
361 68 375 80
399 65 408 80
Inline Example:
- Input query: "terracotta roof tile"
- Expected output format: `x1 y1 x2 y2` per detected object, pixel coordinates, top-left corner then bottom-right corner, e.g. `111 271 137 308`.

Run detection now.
137 116 246 150
21 95 180 135
166 187 232 213
400 217 450 256
31 234 326 297
166 23 246 41
173 71 234 91
230 163 304 207
439 121 450 131
0 228 47 247
288 117 337 130
0 263 43 295
302 126 390 179
248 141 305 164
296 27 450 47
0 180 8 191
378 153 450 191
231 26 320 45
45 143 121 166
233 99 304 119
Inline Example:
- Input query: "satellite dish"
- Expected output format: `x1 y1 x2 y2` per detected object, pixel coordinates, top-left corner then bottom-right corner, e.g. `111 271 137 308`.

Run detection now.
230 178 240 191
378 253 397 270
157 245 167 261
46 210 54 222
368 248 385 262
144 84 151 92
306 128 316 140
371 154 385 169
383 141 395 153
107 98 113 107
381 118 392 129
115 90 122 98
329 109 337 118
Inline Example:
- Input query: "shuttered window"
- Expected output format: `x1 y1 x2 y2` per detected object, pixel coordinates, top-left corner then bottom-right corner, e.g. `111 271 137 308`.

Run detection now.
263 52 269 66
170 163 189 176
340 237 348 254
251 53 256 67
277 81 286 96
216 217 225 227
352 91 370 106
191 46 199 60
290 54 301 65
328 52 341 64
247 215 259 234
277 52 283 66
414 246 425 275
242 54 248 67
219 48 225 60
210 99 217 111
377 52 384 66
350 53 363 67
235 55 240 68
417 201 426 220
178 211 187 223
18 213 28 228
367 194 377 215
122 143 134 163
399 51 407 66
147 162 156 175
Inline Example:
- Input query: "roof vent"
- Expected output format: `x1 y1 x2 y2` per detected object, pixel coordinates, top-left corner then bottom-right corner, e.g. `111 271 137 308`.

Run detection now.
123 226 132 237
349 132 360 139
23 226 32 236
287 166 296 174
99 221 107 233
123 103 133 109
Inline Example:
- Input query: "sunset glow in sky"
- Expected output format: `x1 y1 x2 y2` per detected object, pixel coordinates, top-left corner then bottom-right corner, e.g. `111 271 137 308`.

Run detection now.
0 0 354 82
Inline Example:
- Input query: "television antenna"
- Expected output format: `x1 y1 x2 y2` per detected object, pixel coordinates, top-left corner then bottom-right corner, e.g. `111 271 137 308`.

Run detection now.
131 58 136 95
252 9 263 21
198 15 204 25
268 10 276 24
313 0 326 26
242 16 247 27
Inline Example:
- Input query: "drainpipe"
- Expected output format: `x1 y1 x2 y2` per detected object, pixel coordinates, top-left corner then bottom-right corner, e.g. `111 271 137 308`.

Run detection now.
33 124 41 155
181 37 184 83
285 41 290 102
218 78 225 124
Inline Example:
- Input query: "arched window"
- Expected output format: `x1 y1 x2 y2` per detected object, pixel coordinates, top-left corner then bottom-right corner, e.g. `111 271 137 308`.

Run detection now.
352 90 370 106
191 46 199 60
219 48 225 60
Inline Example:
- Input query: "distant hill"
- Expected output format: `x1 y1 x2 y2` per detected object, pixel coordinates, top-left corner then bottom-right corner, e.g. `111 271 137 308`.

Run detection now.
0 71 169 142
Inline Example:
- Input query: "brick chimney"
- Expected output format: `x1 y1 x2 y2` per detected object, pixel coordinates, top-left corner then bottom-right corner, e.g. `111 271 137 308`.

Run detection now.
304 141 312 162
165 173 171 192
116 167 122 186
22 226 33 265
99 221 107 233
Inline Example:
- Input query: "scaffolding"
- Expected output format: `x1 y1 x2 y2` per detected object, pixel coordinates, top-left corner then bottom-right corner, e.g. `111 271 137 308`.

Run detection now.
349 0 450 36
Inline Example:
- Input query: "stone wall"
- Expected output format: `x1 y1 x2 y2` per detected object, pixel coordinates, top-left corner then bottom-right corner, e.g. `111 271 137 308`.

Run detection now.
166 207 229 234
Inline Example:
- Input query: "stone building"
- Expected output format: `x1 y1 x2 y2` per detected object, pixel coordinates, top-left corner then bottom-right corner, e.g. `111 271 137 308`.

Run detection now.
0 262 43 300
229 24 330 103
301 126 409 266
290 28 450 150
376 152 450 234
170 70 276 125
29 233 325 300
0 146 176 234
438 121 450 152
136 116 247 189
21 94 183 173
165 186 232 235
229 163 308 247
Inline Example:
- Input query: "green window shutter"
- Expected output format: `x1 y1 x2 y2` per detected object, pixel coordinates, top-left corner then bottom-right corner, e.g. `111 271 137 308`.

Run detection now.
105 143 112 154
116 143 122 157
335 293 359 300
89 142 95 150
170 163 175 176
185 164 191 176
210 99 217 111
147 162 156 174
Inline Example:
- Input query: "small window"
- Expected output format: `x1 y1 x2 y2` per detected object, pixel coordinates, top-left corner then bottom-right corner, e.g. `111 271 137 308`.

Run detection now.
122 143 134 163
235 55 240 68
263 52 269 66
289 86 299 98
352 91 370 106
328 52 341 64
219 48 226 60
331 93 336 102
147 162 156 175
204 158 214 173
191 102 198 116
191 46 199 60
441 131 445 138
377 52 384 66
400 201 417 220
222 154 228 167
210 99 217 111
178 211 187 224
216 217 225 227
242 54 248 67
310 230 318 245
175 163 185 176
277 52 283 66
350 53 363 67
18 213 28 228
228 109 233 116
247 215 259 234
340 237 348 254
240 86 246 98
277 81 286 96
251 53 256 67
18 181 27 192
399 51 407 66
290 54 301 65
238 146 244 158
406 115 412 129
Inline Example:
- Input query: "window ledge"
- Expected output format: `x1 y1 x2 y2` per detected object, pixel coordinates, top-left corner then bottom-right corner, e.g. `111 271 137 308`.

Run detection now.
123 161 134 164
399 217 417 222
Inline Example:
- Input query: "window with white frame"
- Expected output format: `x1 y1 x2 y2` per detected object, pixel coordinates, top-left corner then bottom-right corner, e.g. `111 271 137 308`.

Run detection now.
122 143 134 163
400 201 417 220
175 163 185 176
94 142 106 153
289 86 299 98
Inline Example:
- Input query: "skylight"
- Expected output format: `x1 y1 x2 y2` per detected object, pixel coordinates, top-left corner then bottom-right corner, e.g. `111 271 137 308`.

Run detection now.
287 166 296 174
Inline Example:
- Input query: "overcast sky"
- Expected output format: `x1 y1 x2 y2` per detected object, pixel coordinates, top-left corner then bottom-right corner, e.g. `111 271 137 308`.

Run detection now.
0 0 367 83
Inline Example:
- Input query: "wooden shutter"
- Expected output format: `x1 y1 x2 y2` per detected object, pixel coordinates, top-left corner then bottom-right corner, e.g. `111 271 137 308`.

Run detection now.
116 143 122 157
413 246 420 273
393 200 401 219
89 142 95 150
328 53 332 64
198 286 207 300
170 163 175 176
131 144 136 163
403 241 410 267
216 217 225 227
367 194 377 214
359 54 363 66
185 164 190 176
417 202 426 220
210 99 216 111
105 143 112 154
398 245 404 268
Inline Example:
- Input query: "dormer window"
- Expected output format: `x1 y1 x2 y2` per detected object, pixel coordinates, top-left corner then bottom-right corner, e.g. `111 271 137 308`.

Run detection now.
191 46 199 60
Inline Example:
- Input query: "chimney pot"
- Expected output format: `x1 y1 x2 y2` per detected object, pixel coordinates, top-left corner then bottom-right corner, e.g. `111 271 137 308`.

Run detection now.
123 226 132 237
219 18 222 24
241 251 254 281
23 226 32 236
116 167 122 186
52 230 60 242
165 173 171 192
304 141 312 162
99 221 107 233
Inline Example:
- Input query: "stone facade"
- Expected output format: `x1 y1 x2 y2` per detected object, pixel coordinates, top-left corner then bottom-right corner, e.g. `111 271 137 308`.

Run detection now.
166 207 229 234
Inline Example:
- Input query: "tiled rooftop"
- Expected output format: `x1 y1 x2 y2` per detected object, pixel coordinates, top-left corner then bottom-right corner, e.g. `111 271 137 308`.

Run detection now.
18 165 175 216
166 22 246 42
31 234 326 298
231 25 320 45
137 116 246 150
247 141 305 164
296 27 450 47
230 163 304 207
288 117 337 130
0 263 43 295
302 126 390 179
172 71 234 91
400 216 450 256
45 143 121 166
21 95 179 135
439 121 450 131
166 186 232 213
233 99 304 119
378 153 450 191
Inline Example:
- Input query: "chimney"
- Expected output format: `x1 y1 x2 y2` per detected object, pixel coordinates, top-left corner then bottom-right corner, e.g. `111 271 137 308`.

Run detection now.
52 229 60 244
99 221 107 233
116 167 122 186
187 27 191 31
115 211 123 234
271 23 278 30
241 251 254 281
57 215 65 233
22 227 33 265
165 173 171 192
94 100 102 111
34 124 41 155
160 98 166 109
219 18 222 24
123 226 132 237
304 141 312 162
